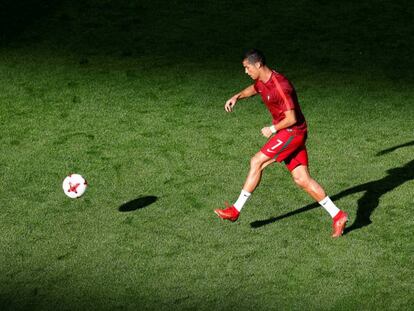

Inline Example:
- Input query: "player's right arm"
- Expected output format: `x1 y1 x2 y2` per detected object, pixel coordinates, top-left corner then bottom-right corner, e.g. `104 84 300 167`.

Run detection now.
225 84 257 112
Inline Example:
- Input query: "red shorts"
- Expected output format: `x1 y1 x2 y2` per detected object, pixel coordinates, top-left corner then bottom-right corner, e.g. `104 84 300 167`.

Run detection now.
260 129 308 171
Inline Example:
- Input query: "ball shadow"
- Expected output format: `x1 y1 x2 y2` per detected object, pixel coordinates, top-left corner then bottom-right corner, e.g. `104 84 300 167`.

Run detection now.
118 195 158 212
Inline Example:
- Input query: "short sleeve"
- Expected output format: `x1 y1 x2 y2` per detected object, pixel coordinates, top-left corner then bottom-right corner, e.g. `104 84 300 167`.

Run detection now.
272 76 295 111
281 87 295 111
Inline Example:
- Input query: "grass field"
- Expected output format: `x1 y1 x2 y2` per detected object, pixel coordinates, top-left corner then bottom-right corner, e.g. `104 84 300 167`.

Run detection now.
1 0 413 310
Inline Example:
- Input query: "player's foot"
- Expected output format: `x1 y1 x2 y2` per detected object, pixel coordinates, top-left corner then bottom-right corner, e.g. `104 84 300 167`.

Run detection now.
214 203 240 222
331 211 348 238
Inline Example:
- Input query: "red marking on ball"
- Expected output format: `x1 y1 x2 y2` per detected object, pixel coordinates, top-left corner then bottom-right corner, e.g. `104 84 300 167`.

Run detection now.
68 182 80 193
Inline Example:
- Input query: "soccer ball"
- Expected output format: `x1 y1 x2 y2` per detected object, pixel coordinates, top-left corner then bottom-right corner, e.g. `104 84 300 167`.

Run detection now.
62 174 88 198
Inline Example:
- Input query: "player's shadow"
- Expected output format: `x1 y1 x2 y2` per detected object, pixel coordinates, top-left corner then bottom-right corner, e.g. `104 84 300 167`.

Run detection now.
118 195 158 212
251 145 414 233
376 141 414 156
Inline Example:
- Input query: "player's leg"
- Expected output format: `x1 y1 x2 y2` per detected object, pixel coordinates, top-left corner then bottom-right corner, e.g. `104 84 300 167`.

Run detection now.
243 151 275 193
214 131 298 222
214 151 274 221
215 131 298 221
290 165 326 202
290 164 348 237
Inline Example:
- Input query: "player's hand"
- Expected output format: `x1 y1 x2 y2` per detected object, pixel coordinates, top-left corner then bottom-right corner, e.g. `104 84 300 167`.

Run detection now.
261 127 273 138
225 97 237 112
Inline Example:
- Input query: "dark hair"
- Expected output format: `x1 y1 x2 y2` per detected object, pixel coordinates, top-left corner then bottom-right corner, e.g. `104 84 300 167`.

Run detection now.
243 49 266 66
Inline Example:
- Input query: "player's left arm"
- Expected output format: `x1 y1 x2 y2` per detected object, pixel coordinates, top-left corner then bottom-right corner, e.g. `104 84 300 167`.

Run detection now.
261 110 297 138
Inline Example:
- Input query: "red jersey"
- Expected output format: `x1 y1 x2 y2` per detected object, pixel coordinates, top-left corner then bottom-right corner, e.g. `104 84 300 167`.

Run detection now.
254 70 307 133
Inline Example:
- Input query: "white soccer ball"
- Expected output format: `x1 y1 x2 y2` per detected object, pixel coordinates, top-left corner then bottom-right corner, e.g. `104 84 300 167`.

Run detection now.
62 174 88 198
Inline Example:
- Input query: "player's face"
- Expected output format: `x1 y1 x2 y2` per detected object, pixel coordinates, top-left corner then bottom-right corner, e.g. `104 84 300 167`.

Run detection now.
243 59 260 80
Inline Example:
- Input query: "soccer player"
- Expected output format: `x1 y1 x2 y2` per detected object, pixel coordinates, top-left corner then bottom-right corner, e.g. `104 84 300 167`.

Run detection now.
214 49 348 238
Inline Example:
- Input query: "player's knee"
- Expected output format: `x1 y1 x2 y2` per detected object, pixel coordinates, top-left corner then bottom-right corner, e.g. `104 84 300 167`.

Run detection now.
293 175 309 188
250 155 264 171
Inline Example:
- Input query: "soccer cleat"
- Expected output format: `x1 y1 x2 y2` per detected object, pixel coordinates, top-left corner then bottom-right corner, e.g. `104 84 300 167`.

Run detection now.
214 202 240 222
331 211 348 238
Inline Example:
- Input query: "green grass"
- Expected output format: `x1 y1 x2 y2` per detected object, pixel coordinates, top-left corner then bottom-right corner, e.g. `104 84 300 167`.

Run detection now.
0 0 413 310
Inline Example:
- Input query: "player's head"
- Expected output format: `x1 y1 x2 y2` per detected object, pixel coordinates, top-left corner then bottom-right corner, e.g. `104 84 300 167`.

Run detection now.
242 49 266 80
